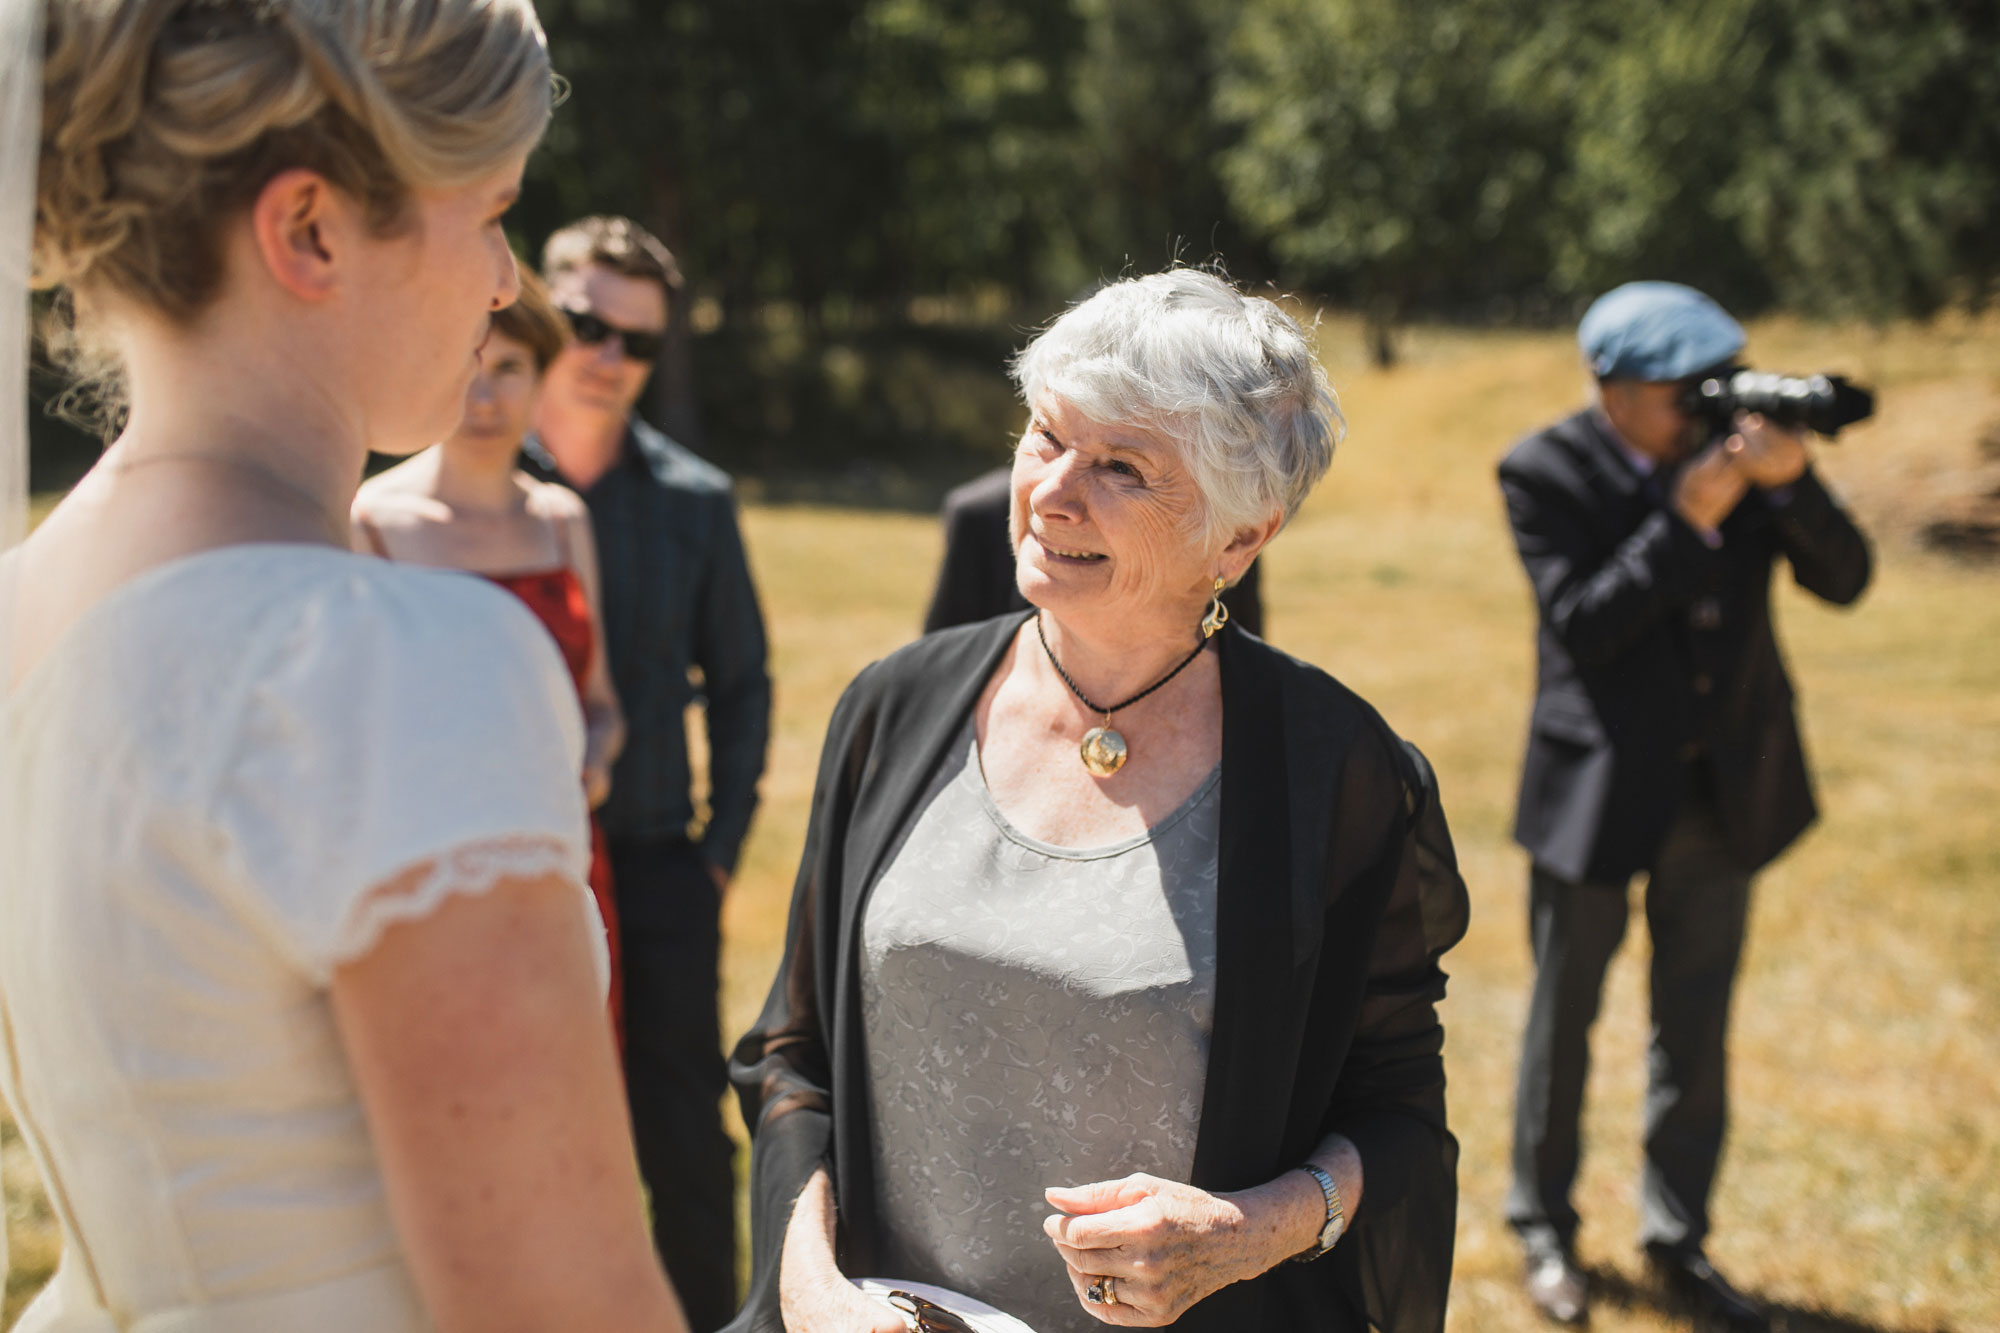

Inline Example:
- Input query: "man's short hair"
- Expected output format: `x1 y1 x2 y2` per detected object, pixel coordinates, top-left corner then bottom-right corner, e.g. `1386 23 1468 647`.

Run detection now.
490 266 570 373
542 215 685 303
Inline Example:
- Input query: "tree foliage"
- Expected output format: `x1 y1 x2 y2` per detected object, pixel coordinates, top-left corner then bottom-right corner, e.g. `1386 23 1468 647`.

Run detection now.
1217 0 1568 362
1722 0 2000 317
480 0 2000 474
1217 0 2000 362
1547 0 1774 306
1066 0 1262 281
31 1 1990 486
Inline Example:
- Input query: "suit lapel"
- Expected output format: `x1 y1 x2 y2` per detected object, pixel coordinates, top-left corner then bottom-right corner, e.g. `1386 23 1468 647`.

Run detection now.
1572 409 1653 501
1556 410 1675 551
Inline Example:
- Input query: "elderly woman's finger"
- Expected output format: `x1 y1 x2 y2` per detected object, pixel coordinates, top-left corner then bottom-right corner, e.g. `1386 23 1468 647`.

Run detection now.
1061 1257 1158 1327
1044 1199 1159 1250
1046 1176 1158 1217
1051 1236 1142 1276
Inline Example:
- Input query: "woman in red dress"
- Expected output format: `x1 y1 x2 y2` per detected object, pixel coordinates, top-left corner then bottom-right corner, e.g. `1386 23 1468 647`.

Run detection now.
353 271 626 1040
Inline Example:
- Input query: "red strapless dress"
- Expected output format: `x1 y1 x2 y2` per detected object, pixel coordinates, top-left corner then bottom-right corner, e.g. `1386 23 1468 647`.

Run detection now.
486 566 623 1046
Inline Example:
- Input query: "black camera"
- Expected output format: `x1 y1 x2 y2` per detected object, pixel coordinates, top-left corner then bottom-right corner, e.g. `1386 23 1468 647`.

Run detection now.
1680 367 1875 439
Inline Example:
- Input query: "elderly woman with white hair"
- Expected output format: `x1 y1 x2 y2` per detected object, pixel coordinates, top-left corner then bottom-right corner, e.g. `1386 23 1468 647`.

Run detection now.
727 270 1469 1333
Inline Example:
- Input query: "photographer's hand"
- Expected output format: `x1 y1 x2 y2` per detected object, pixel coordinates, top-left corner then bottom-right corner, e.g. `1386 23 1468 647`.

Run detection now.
1725 411 1810 488
1673 441 1751 534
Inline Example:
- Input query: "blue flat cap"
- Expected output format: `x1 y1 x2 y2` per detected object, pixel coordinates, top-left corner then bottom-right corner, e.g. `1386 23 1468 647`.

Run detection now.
1578 281 1745 381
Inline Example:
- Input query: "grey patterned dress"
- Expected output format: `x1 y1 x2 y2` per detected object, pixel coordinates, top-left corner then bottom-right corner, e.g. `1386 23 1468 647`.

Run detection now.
860 726 1221 1333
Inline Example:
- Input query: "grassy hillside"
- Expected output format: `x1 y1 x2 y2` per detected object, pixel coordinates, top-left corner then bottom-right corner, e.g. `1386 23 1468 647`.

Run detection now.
9 314 1998 1330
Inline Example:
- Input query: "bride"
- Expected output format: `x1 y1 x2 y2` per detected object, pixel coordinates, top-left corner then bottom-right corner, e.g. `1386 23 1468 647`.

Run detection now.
0 1 688 1329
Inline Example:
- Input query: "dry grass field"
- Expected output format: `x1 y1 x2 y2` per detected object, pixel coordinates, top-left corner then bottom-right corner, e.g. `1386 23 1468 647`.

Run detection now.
7 314 1998 1329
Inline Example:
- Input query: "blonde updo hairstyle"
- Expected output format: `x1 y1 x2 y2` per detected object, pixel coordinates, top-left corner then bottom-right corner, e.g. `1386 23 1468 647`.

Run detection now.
35 0 554 417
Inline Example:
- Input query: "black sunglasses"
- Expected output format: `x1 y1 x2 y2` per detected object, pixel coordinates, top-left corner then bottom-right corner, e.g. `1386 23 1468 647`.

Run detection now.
562 308 665 363
885 1290 979 1333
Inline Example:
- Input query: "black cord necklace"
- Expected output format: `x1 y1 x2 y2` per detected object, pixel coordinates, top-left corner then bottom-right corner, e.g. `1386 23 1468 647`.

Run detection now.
1036 612 1211 777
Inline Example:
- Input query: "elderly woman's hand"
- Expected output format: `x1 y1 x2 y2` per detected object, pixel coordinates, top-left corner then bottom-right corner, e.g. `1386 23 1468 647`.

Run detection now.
1041 1169 1328 1326
781 1277 910 1333
780 1167 910 1333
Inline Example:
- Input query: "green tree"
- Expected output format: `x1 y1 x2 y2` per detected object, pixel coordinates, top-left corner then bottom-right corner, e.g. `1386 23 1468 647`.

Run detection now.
1549 0 2000 318
526 0 1087 481
1548 0 1774 309
1722 0 2000 318
531 0 1086 312
846 0 1086 301
1217 0 1566 364
528 0 882 443
510 0 2000 483
1066 0 1263 283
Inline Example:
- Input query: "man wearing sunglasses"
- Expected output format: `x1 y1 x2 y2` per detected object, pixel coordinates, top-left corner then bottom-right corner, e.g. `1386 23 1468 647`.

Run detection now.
526 215 770 1331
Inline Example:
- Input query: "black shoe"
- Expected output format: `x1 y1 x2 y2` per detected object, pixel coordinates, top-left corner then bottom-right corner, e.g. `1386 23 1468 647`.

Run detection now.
1521 1242 1589 1326
1645 1247 1769 1332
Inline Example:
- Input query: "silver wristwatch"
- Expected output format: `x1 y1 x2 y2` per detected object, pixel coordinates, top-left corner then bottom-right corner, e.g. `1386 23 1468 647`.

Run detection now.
1289 1163 1346 1262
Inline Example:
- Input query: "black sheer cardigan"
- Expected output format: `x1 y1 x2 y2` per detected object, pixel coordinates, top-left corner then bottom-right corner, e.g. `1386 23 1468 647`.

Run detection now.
724 615 1471 1332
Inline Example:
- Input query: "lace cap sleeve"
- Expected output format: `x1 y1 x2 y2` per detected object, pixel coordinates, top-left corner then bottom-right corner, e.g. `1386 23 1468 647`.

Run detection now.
337 832 610 992
214 567 596 985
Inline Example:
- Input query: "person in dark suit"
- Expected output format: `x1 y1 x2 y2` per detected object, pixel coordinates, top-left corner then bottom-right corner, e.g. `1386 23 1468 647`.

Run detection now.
924 465 1265 638
1498 283 1871 1331
526 216 771 1330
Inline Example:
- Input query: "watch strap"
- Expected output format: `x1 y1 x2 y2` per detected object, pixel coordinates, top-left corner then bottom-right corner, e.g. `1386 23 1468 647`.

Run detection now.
1288 1163 1346 1263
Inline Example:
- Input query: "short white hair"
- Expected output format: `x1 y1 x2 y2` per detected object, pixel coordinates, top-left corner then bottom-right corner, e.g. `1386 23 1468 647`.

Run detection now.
1011 269 1343 549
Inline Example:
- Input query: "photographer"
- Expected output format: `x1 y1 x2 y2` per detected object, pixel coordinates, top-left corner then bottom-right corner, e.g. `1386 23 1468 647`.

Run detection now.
1498 283 1870 1331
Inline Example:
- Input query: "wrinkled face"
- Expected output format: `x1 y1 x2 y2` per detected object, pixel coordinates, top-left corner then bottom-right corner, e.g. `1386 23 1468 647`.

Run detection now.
1599 377 1700 463
1009 393 1221 625
358 158 525 455
540 263 667 424
447 328 541 455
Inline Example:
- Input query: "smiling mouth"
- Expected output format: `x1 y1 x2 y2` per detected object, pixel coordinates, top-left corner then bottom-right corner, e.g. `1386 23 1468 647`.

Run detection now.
1036 534 1107 561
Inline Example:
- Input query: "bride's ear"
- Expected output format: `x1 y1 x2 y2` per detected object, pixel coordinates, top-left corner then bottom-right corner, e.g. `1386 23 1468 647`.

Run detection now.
248 169 350 303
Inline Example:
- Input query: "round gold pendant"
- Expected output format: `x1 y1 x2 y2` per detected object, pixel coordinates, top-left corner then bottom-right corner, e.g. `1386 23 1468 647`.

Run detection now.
1079 726 1129 777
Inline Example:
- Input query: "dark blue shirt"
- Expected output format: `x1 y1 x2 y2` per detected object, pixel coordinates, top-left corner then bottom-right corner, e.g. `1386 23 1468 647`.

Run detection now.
523 418 771 884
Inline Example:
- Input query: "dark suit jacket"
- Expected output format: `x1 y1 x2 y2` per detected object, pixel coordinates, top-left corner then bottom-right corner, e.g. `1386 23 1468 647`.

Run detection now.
922 466 1265 638
726 615 1469 1333
1498 409 1871 885
521 418 772 879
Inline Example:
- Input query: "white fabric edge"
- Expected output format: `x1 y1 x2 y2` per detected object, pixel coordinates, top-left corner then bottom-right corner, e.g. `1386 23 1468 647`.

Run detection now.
325 833 608 994
0 0 37 554
1 0 43 1291
852 1277 1041 1333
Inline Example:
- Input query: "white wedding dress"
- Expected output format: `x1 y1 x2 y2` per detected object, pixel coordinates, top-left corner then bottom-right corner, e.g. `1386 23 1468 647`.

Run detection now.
0 544 606 1331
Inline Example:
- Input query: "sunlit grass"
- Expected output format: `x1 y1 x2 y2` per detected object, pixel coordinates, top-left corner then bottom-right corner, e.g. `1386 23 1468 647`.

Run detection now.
8 314 1997 1330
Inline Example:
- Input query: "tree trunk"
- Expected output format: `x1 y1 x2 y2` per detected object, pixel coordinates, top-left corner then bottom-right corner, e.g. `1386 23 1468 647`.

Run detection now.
1364 294 1401 369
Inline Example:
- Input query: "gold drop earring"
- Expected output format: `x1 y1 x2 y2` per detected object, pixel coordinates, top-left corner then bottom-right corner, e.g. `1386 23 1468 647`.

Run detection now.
1201 576 1230 639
